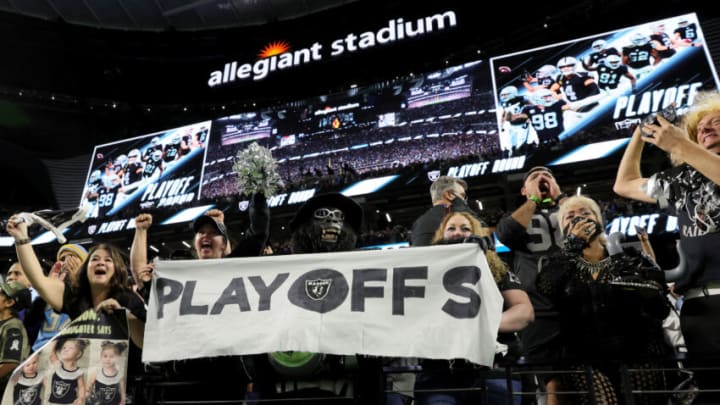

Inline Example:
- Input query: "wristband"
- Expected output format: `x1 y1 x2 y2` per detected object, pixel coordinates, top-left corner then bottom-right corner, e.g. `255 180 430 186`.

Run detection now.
528 196 541 205
15 238 31 246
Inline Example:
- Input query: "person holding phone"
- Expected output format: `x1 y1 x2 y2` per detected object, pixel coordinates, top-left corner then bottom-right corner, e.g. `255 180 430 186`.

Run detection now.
614 91 720 401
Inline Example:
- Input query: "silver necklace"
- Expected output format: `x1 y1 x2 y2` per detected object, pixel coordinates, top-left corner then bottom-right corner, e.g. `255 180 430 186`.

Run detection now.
577 256 611 276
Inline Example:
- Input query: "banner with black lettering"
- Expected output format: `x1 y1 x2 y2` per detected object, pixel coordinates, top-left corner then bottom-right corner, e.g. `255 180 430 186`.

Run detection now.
1 309 130 405
143 243 504 366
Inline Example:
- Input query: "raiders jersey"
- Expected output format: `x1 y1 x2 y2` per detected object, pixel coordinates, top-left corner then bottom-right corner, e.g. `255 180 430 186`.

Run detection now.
622 44 653 69
594 64 632 90
521 100 568 142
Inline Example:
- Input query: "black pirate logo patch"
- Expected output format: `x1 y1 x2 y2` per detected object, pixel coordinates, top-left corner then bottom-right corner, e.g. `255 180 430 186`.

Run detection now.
305 279 332 301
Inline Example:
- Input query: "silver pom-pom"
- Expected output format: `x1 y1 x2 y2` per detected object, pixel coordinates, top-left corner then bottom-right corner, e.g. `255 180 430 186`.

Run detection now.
232 142 283 197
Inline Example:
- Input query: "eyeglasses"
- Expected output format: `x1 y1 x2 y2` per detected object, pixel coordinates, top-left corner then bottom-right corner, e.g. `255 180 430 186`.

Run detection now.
314 208 345 221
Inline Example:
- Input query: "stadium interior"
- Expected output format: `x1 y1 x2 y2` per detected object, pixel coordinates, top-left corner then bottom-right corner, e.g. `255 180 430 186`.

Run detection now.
0 0 719 264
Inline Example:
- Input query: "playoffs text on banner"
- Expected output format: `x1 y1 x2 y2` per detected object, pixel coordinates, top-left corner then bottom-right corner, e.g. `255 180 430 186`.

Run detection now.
144 244 503 366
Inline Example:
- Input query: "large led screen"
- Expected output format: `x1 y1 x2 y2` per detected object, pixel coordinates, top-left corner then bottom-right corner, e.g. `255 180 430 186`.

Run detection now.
200 59 501 201
79 121 211 218
490 13 719 157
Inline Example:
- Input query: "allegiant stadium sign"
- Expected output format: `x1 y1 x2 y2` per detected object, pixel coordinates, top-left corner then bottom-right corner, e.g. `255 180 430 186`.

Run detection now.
207 10 458 87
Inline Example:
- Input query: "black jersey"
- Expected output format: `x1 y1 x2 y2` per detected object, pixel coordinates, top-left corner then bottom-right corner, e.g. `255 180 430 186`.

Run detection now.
142 145 162 162
584 47 620 68
557 72 600 105
650 32 676 58
142 157 163 179
594 64 632 90
49 365 84 404
163 141 182 162
622 44 654 69
495 206 564 360
674 23 699 44
88 368 123 405
97 181 120 218
122 162 144 186
521 101 567 142
14 373 43 405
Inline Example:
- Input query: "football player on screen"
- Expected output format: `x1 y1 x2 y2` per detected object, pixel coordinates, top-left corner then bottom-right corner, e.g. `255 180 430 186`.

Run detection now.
142 136 163 162
116 148 145 205
84 169 105 218
142 148 164 182
162 132 184 166
673 18 702 47
622 32 655 80
555 55 602 129
520 88 571 145
584 54 637 95
498 85 538 155
581 38 621 70
649 22 676 65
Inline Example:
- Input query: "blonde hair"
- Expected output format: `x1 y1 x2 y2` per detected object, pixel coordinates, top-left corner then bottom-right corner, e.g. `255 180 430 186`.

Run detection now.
557 195 607 246
672 91 720 164
431 211 508 283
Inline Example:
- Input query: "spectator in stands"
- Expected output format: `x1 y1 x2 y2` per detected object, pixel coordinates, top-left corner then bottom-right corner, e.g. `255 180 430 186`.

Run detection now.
494 166 566 404
614 91 720 401
411 176 473 246
6 220 146 373
24 244 86 352
414 211 533 405
0 280 32 394
536 195 673 404
129 193 271 402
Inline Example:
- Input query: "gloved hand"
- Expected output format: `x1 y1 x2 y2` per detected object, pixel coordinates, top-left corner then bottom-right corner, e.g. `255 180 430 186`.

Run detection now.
462 235 495 252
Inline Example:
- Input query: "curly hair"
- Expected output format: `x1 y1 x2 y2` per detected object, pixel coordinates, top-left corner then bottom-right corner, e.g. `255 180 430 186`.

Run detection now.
673 90 720 164
431 211 509 283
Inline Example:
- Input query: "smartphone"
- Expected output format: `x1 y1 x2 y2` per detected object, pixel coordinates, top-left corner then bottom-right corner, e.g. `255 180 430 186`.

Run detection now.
641 104 677 137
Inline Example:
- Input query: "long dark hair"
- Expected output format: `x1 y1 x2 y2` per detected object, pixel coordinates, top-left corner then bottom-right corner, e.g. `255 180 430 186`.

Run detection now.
66 243 132 315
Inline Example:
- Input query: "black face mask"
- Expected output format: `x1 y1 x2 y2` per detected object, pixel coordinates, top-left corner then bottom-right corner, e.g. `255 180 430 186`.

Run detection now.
563 216 603 241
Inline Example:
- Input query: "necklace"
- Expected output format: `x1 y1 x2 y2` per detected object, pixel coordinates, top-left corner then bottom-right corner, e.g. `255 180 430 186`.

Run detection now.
577 256 611 276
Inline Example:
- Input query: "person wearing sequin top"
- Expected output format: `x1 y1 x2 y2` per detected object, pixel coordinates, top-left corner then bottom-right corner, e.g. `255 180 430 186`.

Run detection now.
536 195 674 405
614 91 720 401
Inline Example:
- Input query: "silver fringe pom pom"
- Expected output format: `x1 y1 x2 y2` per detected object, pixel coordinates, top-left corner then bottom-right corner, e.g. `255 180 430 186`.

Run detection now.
232 142 283 197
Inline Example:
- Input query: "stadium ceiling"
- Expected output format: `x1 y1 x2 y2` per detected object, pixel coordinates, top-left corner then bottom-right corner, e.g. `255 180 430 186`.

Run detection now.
0 0 360 31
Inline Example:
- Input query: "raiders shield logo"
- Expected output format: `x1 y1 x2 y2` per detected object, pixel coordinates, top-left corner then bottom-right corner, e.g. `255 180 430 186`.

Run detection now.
238 200 250 211
87 224 97 235
305 279 331 301
427 170 441 182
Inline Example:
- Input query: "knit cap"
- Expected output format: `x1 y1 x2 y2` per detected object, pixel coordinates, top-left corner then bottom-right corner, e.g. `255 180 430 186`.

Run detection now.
56 244 88 262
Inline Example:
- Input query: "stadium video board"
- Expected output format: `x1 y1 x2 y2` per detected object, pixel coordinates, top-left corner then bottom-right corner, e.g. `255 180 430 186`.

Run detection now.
200 58 501 204
489 13 719 158
79 121 211 219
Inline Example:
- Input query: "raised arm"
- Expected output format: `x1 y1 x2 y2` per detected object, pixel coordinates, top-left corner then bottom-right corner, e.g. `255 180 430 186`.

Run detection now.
6 216 66 311
613 127 656 203
130 213 152 289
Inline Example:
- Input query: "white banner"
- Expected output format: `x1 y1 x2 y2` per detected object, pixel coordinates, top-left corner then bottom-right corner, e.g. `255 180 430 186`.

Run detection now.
143 243 503 366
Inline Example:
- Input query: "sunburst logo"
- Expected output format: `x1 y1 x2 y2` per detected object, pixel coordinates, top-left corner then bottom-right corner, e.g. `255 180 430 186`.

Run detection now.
258 41 291 59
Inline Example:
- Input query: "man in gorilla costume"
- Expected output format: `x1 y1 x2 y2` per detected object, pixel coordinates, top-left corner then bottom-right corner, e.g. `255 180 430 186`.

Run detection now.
270 192 386 404
289 192 362 254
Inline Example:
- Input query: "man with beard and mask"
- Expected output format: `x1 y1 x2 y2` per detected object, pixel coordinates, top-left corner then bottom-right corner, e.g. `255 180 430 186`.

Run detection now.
495 166 566 404
411 176 474 247
270 192 386 405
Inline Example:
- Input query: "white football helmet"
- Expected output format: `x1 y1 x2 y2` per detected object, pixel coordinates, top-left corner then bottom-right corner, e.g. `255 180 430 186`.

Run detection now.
603 54 623 69
591 39 607 52
536 65 558 80
499 86 518 103
557 56 578 75
631 32 649 46
89 170 102 183
533 88 556 107
128 149 141 162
